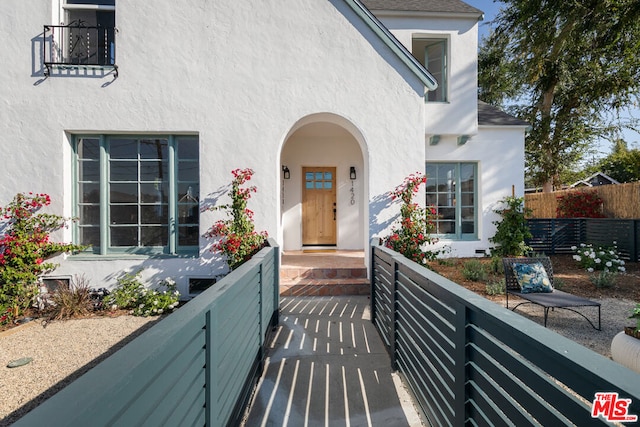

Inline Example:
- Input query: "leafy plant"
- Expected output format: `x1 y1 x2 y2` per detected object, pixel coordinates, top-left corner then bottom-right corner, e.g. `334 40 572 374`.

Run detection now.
490 195 532 257
48 275 93 320
489 256 504 275
572 243 626 273
0 193 84 325
630 303 640 332
486 279 505 296
105 271 180 317
203 169 268 270
589 270 618 289
462 259 487 282
104 271 145 310
132 279 180 316
383 173 440 265
556 191 605 218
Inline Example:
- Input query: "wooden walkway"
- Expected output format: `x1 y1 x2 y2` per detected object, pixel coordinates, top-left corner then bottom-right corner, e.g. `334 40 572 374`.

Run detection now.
242 296 421 426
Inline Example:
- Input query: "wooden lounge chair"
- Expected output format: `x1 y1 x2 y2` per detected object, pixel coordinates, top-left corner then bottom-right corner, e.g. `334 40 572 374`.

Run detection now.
502 257 601 330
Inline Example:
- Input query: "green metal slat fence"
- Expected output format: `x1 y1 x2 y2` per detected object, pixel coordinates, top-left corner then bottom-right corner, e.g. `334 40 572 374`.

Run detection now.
370 240 640 426
526 218 640 261
13 239 279 427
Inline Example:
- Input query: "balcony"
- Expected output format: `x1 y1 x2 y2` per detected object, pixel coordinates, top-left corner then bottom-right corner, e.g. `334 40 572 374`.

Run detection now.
43 23 117 77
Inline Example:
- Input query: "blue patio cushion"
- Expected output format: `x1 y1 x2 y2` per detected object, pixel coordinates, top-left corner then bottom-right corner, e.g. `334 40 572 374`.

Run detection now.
512 262 553 294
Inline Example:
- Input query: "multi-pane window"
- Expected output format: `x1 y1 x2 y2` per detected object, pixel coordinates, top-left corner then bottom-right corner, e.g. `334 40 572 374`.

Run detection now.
75 135 199 255
426 163 477 239
62 0 116 65
412 37 447 102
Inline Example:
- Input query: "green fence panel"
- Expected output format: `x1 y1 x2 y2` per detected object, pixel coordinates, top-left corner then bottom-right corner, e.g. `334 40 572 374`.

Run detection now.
14 239 279 427
371 241 640 426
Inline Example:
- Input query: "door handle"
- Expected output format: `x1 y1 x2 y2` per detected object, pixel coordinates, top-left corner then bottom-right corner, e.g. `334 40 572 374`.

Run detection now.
333 208 336 220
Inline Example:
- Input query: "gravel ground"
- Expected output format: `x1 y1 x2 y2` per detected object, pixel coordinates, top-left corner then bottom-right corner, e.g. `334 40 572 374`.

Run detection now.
0 315 159 426
508 296 636 357
0 297 636 425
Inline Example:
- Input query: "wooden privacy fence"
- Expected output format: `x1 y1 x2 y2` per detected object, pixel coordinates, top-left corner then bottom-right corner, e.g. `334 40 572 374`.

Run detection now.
14 239 280 427
370 240 640 426
526 218 640 261
525 181 640 218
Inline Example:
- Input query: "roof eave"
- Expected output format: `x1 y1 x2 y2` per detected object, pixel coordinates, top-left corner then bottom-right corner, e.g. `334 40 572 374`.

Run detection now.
344 0 439 91
367 10 484 21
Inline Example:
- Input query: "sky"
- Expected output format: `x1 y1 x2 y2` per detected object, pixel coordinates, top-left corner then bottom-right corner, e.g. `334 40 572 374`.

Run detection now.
465 0 639 159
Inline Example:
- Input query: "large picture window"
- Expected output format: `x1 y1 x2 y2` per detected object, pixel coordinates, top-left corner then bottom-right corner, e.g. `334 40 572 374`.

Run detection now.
426 162 477 239
74 135 199 255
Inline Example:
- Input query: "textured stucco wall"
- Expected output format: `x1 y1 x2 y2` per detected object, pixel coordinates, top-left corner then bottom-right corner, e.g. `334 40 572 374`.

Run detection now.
0 0 426 293
373 14 479 136
425 127 526 257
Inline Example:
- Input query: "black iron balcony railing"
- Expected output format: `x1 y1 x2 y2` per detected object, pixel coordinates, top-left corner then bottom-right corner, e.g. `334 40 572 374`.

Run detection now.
43 24 117 76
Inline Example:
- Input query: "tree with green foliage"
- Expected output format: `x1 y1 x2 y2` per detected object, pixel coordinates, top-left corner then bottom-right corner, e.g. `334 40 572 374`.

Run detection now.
479 0 640 191
598 140 640 183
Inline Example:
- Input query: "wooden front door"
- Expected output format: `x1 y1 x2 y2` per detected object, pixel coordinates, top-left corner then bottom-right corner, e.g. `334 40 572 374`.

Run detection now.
302 167 336 245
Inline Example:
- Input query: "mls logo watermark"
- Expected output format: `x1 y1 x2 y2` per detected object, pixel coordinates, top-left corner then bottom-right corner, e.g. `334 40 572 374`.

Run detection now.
591 392 638 423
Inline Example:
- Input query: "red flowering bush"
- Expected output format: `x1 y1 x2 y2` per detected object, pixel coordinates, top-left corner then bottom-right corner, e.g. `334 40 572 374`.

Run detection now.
0 193 83 325
556 191 605 218
203 169 268 270
383 173 439 265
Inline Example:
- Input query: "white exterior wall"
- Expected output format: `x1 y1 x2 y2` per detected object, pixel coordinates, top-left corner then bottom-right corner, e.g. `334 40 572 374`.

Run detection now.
425 127 527 257
0 0 426 294
373 15 479 136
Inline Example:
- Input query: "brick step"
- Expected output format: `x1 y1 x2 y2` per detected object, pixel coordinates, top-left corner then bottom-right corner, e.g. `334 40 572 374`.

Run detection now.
280 267 367 281
279 278 370 297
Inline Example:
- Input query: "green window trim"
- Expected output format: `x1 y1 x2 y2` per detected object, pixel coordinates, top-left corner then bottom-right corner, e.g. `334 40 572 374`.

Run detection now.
412 37 448 103
426 162 477 240
72 134 199 256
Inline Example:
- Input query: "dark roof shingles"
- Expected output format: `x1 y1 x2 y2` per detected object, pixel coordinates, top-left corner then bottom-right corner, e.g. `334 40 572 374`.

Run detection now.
478 101 529 126
360 0 483 15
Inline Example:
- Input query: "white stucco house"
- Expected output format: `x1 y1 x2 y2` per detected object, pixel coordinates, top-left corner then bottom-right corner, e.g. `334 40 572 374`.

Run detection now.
0 0 527 296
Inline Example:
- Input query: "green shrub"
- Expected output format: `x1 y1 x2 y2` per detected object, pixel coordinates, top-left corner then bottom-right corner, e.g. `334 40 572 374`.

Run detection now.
552 277 565 290
486 279 505 296
104 271 145 310
631 303 640 332
489 196 532 257
589 270 618 288
462 259 487 281
489 257 504 275
105 271 180 317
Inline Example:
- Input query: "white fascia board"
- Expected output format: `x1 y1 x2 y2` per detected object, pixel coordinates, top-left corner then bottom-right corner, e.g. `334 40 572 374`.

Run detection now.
344 0 439 91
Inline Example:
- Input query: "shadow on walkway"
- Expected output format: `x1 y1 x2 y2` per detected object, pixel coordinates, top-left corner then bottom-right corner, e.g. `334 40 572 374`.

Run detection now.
242 296 421 426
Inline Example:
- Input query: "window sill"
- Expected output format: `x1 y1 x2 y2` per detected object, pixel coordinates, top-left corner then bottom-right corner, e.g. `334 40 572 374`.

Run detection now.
69 251 199 261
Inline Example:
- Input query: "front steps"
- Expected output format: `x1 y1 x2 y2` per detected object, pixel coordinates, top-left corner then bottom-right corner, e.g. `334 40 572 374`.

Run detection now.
279 251 369 296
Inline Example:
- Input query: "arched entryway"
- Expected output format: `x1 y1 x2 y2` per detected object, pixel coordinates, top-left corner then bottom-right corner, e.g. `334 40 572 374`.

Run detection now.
279 114 367 252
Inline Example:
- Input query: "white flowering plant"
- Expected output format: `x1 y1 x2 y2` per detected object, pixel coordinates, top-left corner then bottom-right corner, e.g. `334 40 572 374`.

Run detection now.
132 278 180 317
105 271 180 317
571 243 626 273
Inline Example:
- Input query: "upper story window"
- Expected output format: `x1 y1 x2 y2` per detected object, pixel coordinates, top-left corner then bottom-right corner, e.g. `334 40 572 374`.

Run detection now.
426 162 477 239
44 0 116 75
74 134 200 256
412 37 447 102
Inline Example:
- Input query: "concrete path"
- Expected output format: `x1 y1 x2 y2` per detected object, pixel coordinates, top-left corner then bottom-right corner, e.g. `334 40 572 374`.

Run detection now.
242 296 422 426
